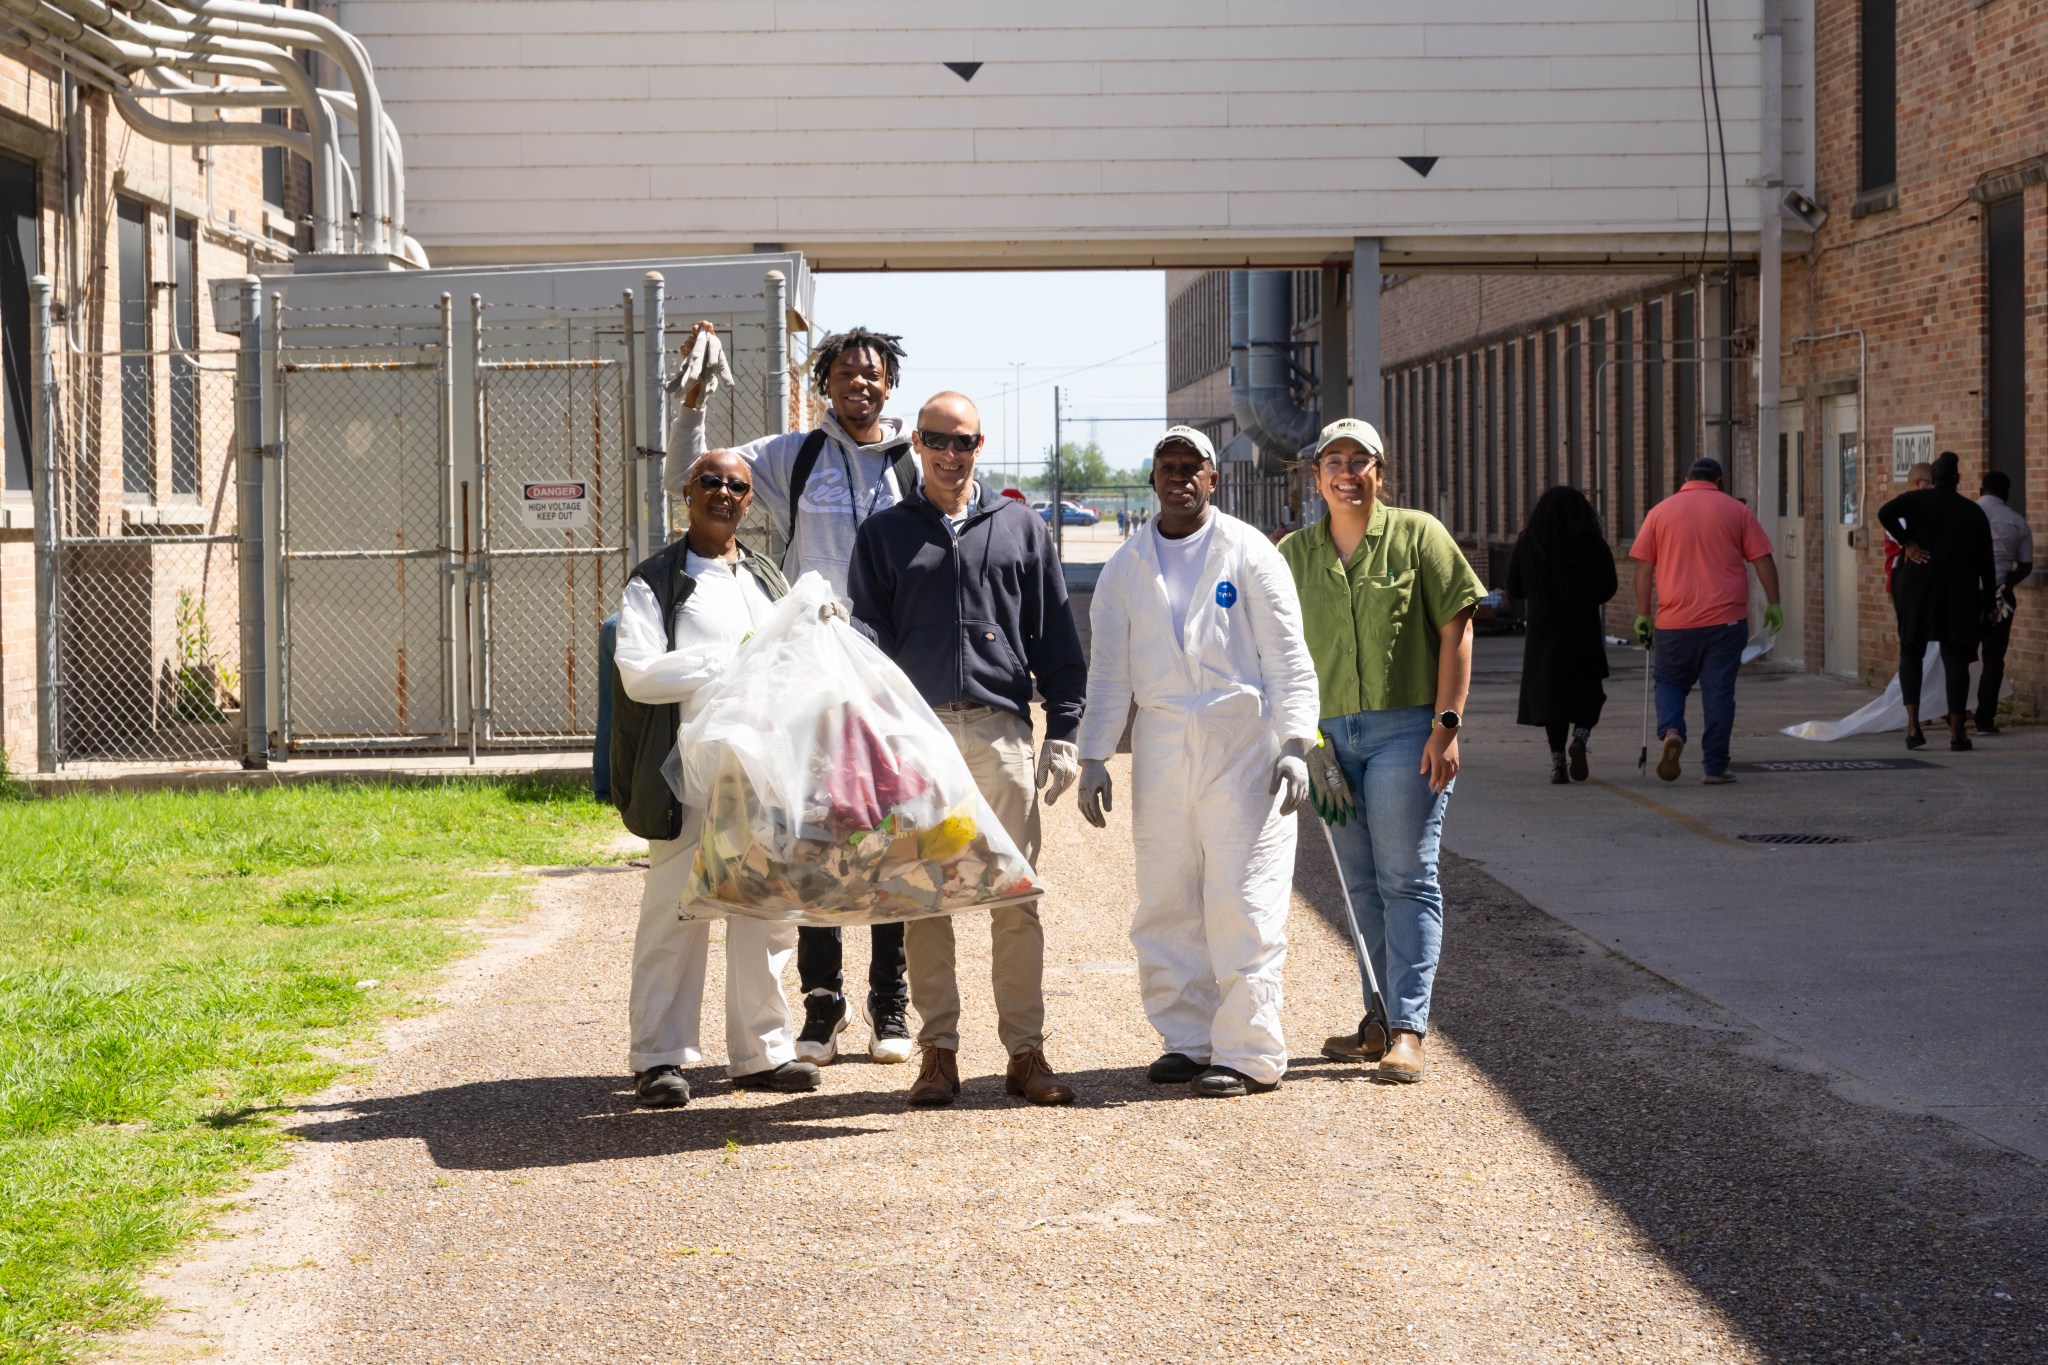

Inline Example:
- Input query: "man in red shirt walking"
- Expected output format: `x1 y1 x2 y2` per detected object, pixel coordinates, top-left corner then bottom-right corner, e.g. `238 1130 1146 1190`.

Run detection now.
1630 458 1783 784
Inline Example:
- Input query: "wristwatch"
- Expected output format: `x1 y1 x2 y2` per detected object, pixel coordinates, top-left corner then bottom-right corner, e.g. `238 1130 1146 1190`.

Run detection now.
1436 710 1462 732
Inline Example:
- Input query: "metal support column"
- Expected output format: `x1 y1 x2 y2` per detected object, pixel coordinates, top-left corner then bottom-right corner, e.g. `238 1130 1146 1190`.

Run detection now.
639 271 667 551
29 275 57 772
235 276 269 768
1757 0 1785 522
1350 237 1382 429
764 269 791 438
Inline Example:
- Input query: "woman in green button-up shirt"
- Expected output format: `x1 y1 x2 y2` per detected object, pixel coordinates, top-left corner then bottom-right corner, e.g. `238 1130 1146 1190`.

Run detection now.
1278 418 1485 1084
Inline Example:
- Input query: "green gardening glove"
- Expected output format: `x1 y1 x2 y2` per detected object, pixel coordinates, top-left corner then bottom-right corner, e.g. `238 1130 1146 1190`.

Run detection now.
1633 614 1653 648
1764 603 1784 636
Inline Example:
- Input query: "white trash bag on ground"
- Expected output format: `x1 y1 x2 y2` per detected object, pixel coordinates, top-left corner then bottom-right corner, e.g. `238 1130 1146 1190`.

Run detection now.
665 573 1042 925
1781 643 2009 741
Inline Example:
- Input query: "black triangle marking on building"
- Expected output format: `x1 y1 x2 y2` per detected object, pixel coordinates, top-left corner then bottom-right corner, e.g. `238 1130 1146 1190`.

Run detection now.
1400 156 1439 178
944 62 982 82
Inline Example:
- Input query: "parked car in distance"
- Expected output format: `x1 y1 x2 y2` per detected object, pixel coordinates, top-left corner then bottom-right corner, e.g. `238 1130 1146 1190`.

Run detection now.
1031 499 1101 526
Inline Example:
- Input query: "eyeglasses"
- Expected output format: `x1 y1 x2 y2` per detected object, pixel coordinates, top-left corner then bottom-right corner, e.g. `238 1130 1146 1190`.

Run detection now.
694 473 752 496
1318 455 1380 476
918 430 982 454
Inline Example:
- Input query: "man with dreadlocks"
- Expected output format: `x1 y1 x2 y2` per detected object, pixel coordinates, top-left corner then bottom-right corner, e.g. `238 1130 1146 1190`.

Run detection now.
668 321 919 1070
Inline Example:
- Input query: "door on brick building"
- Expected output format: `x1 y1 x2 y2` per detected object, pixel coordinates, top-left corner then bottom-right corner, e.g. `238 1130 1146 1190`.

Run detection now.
1822 394 1860 677
1774 403 1806 669
0 151 37 496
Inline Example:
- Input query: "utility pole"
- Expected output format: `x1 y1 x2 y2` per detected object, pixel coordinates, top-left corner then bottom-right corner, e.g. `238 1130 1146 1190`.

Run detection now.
1051 385 1064 560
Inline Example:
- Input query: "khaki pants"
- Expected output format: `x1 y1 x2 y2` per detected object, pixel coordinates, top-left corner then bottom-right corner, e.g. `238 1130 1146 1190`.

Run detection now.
907 705 1045 1055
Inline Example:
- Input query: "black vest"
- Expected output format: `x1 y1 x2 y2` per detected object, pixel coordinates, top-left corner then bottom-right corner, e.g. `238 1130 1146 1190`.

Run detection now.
609 540 789 841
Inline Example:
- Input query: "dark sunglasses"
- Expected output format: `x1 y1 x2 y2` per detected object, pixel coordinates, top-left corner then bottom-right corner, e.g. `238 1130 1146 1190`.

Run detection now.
918 430 982 454
694 473 752 496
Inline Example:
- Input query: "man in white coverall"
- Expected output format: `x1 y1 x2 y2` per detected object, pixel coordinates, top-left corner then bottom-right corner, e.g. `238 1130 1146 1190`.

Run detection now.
1075 427 1319 1097
615 449 825 1107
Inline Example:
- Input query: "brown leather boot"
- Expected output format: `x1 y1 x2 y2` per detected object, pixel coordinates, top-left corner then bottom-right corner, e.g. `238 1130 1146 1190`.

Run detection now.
1320 1013 1388 1063
906 1045 959 1108
1379 1030 1425 1083
1004 1045 1076 1106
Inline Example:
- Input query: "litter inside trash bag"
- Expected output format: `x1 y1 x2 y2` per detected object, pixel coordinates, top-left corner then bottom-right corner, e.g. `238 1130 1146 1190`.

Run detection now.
667 573 1043 925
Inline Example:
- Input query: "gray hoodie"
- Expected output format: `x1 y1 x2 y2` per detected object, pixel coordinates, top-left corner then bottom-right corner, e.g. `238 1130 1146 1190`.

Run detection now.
667 406 916 597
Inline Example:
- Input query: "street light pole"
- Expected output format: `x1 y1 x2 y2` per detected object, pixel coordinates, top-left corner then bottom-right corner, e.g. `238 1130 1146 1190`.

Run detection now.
1051 385 1064 560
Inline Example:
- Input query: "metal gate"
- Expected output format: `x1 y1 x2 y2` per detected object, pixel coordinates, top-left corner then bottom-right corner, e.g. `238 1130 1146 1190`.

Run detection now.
470 308 635 745
275 304 456 750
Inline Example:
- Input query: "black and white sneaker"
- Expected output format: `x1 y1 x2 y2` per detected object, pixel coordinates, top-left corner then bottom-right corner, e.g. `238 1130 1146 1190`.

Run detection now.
865 1000 914 1064
795 990 851 1064
634 1064 690 1108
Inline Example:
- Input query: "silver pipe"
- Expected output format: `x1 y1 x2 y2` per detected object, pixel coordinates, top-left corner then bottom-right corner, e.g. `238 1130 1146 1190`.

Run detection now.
764 268 790 437
1757 0 1784 518
439 292 457 746
271 287 291 749
469 294 488 754
30 275 59 772
640 271 667 548
234 275 266 767
620 287 640 563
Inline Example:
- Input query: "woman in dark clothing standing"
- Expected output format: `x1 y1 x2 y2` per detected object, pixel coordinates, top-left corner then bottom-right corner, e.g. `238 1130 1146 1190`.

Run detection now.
1877 451 1997 751
1507 486 1619 783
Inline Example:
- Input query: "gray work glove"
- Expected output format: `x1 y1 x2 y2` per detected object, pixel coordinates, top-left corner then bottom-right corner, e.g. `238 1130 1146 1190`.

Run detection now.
1307 735 1354 826
818 599 850 625
1076 758 1112 829
1272 737 1310 818
1036 738 1080 805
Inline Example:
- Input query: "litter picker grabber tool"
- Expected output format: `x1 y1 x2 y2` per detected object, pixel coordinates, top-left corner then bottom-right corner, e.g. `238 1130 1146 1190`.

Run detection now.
1317 818 1388 1028
1637 640 1653 779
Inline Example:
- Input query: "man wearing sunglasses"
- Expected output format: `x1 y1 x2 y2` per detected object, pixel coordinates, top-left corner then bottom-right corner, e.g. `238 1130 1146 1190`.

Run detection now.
848 392 1089 1109
1073 427 1319 1097
668 322 918 1070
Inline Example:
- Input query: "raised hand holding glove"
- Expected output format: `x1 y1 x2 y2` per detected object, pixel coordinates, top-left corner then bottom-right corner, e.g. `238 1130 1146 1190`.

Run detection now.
1036 739 1081 805
1271 742 1310 818
1634 614 1654 648
1306 737 1354 826
1763 602 1784 637
1075 758 1113 829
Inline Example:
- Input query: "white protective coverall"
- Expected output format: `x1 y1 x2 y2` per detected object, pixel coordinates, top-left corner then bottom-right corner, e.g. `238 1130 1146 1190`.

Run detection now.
615 550 797 1077
1079 510 1321 1084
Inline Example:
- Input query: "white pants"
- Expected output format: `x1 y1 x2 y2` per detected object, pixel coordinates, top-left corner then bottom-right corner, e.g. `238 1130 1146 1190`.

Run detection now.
1128 706 1295 1085
628 835 797 1077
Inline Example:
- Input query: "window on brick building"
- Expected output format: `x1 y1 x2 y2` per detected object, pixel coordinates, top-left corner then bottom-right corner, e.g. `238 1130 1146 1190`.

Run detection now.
1859 0 1896 194
1617 309 1636 535
1168 271 1227 392
1645 298 1666 511
1503 339 1519 532
171 215 200 498
1482 347 1497 537
1588 317 1607 513
1674 291 1698 480
1565 324 1583 489
1450 357 1464 533
118 196 153 499
1985 195 2026 512
0 151 37 495
1543 328 1560 491
1521 334 1536 514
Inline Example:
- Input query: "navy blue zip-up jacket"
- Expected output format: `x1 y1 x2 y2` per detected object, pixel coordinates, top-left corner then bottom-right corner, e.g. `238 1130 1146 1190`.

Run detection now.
848 482 1086 742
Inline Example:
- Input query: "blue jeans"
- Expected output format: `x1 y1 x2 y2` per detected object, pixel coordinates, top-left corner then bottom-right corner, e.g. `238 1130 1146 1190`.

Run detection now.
1652 621 1746 777
1322 705 1452 1037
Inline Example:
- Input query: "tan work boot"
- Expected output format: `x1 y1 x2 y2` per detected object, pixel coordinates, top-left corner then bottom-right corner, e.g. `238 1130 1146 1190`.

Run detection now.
906 1045 959 1108
1656 734 1684 782
1379 1030 1426 1083
1004 1045 1076 1106
1321 1013 1388 1063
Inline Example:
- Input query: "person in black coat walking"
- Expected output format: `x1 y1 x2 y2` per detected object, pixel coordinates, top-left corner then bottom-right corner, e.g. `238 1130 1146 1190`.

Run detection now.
1876 451 1997 751
1507 486 1619 784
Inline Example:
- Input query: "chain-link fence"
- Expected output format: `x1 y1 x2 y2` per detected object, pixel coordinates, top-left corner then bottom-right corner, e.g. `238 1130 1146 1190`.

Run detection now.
45 349 245 764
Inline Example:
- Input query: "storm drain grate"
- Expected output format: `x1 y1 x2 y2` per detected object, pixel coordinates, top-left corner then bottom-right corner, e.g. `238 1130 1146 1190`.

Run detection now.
1738 833 1863 846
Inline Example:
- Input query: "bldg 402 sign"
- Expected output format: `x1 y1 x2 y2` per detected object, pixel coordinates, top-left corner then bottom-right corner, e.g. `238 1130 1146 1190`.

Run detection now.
518 481 590 531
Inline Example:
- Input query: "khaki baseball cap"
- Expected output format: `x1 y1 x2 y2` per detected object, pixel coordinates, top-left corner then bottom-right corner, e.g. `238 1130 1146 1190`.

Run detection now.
1312 417 1385 459
1152 425 1216 463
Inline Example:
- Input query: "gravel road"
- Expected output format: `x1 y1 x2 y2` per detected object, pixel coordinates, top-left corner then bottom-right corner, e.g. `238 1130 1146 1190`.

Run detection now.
109 758 2048 1363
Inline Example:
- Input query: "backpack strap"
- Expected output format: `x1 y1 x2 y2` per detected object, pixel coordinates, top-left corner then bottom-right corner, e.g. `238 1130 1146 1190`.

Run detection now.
784 427 832 546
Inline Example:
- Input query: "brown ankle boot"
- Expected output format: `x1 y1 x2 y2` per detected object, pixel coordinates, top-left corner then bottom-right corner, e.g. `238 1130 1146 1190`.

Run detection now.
1004 1045 1075 1106
906 1045 959 1107
1379 1030 1426 1083
1321 1013 1388 1063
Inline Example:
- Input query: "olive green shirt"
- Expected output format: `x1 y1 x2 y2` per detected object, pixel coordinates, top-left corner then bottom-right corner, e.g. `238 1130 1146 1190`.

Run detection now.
1278 503 1486 718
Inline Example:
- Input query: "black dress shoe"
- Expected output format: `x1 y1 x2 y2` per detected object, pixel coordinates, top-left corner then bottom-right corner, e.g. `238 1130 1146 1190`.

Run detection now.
1191 1065 1279 1098
1146 1052 1208 1084
1905 728 1926 750
634 1065 691 1108
731 1060 821 1093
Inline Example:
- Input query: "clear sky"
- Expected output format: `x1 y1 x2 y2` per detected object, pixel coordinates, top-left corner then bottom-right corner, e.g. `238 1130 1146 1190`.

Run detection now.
807 270 1167 489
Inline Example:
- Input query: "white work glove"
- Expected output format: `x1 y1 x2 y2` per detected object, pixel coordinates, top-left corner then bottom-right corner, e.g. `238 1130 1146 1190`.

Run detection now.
818 599 850 625
1036 738 1080 805
1271 738 1310 817
1075 758 1113 829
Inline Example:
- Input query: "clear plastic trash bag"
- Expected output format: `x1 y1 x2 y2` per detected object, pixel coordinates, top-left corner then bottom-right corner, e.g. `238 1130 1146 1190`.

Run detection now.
664 572 1043 925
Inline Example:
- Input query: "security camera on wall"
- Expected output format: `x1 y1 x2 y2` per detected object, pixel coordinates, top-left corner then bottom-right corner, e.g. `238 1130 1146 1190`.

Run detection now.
1782 189 1829 232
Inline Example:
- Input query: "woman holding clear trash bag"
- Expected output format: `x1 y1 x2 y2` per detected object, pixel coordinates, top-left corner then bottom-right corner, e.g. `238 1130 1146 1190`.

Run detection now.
611 448 839 1107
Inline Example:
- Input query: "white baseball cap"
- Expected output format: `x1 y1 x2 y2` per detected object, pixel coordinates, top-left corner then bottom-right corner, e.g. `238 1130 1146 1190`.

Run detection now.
1152 425 1217 464
1312 417 1385 459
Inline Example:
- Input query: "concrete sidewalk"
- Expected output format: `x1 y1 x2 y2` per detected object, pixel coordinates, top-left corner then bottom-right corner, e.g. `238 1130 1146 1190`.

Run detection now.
1450 635 2048 1159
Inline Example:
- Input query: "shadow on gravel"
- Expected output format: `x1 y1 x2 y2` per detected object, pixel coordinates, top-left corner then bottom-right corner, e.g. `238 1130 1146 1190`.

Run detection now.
1293 817 2048 1362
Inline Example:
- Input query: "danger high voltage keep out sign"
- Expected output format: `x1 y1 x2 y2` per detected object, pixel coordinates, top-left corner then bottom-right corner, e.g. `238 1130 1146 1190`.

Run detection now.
518 481 590 531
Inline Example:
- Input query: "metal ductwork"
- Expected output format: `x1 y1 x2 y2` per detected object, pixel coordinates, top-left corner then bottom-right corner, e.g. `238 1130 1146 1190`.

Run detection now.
1228 269 1320 473
0 0 422 265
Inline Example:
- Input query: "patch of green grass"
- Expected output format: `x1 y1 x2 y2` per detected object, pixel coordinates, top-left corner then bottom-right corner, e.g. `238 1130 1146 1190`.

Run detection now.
0 774 617 1361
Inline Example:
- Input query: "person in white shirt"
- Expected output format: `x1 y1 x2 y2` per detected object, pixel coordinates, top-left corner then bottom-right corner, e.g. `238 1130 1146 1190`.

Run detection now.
1074 427 1319 1097
614 449 827 1107
1975 471 2035 734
